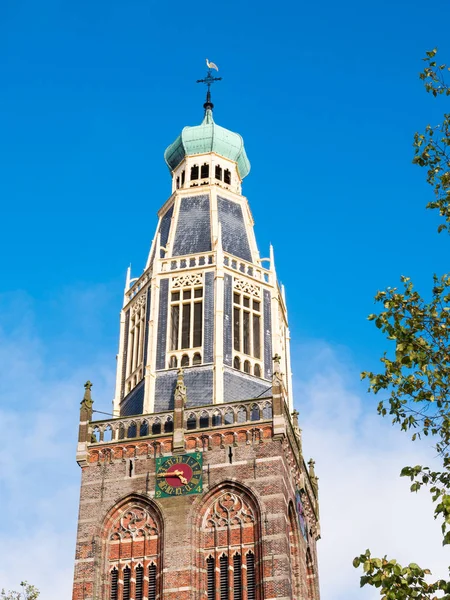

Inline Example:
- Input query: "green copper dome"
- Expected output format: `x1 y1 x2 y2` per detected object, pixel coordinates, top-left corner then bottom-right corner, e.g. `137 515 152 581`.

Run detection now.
164 109 251 180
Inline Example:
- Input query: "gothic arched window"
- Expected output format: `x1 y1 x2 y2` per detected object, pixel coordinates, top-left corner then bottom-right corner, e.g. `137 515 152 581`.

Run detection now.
288 502 301 599
200 488 261 599
201 163 209 178
191 164 199 180
224 169 231 184
215 165 222 180
105 500 162 600
187 413 197 430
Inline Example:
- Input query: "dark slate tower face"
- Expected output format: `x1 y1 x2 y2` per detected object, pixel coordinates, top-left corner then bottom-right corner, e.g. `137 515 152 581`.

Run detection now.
113 106 293 418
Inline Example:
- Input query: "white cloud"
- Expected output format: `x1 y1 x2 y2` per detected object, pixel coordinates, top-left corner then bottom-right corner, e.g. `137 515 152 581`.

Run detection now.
0 299 115 598
294 340 449 600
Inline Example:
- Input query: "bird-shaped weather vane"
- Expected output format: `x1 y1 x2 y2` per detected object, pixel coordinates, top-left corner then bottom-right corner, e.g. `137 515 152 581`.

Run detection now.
197 59 222 111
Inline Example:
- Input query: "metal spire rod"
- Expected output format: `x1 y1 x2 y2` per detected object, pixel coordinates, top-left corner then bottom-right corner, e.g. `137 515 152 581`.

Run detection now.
196 59 222 110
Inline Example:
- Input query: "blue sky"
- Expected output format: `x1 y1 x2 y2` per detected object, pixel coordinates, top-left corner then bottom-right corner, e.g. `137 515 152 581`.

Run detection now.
0 0 449 597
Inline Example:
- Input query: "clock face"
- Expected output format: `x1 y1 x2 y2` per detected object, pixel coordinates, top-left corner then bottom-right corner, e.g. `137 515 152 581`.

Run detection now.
295 490 308 540
155 452 203 498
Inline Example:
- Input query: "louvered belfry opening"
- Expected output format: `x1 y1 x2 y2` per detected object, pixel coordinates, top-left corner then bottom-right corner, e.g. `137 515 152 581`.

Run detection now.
201 489 261 600
148 563 157 600
135 565 144 600
220 553 229 599
247 552 256 600
233 553 242 600
109 568 118 600
122 566 131 600
207 555 215 600
105 501 161 600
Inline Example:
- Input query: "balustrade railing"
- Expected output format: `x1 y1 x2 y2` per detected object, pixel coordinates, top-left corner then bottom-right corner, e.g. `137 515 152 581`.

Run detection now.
223 253 271 284
88 396 273 445
160 252 215 273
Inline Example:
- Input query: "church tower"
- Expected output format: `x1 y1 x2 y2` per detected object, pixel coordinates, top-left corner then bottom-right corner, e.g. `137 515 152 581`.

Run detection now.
72 67 321 600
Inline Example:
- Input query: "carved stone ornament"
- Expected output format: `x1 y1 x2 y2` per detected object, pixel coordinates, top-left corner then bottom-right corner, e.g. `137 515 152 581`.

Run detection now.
172 273 203 288
204 492 255 528
131 293 146 315
233 278 261 298
110 507 158 540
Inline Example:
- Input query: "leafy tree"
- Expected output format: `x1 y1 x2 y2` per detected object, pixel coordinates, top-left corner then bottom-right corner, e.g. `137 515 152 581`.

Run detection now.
0 583 39 600
353 50 450 599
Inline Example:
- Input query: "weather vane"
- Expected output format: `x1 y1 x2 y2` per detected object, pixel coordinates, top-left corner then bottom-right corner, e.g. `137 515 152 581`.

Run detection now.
197 59 222 110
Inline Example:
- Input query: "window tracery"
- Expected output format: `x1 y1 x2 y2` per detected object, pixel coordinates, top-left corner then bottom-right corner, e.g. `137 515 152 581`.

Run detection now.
105 502 161 600
125 292 147 395
201 490 260 599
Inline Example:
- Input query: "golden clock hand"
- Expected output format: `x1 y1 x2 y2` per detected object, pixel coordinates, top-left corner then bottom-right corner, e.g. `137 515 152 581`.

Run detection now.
157 470 188 485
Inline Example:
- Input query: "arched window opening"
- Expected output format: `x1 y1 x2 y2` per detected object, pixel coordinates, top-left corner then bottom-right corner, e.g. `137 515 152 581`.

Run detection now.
191 165 199 180
247 551 256 600
106 502 161 600
250 404 260 421
201 163 209 178
104 425 113 442
110 568 118 600
148 563 157 600
128 422 137 438
233 553 242 600
207 555 215 600
122 565 131 600
224 409 234 425
237 407 247 423
289 503 301 599
140 421 149 437
220 554 229 600
233 293 261 359
262 402 272 419
169 355 177 368
244 360 251 374
170 287 203 351
233 356 241 370
118 425 125 440
193 352 202 365
200 411 209 428
224 169 231 184
181 354 190 367
181 170 185 185
187 413 197 430
201 491 260 600
176 176 180 189
215 165 222 180
135 564 144 600
212 411 222 427
164 417 174 433
254 363 261 378
152 419 161 435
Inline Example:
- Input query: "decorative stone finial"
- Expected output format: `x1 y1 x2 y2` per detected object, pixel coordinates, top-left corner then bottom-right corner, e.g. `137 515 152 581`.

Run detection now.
308 458 319 496
81 381 94 410
173 369 187 453
272 354 284 387
174 368 187 407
